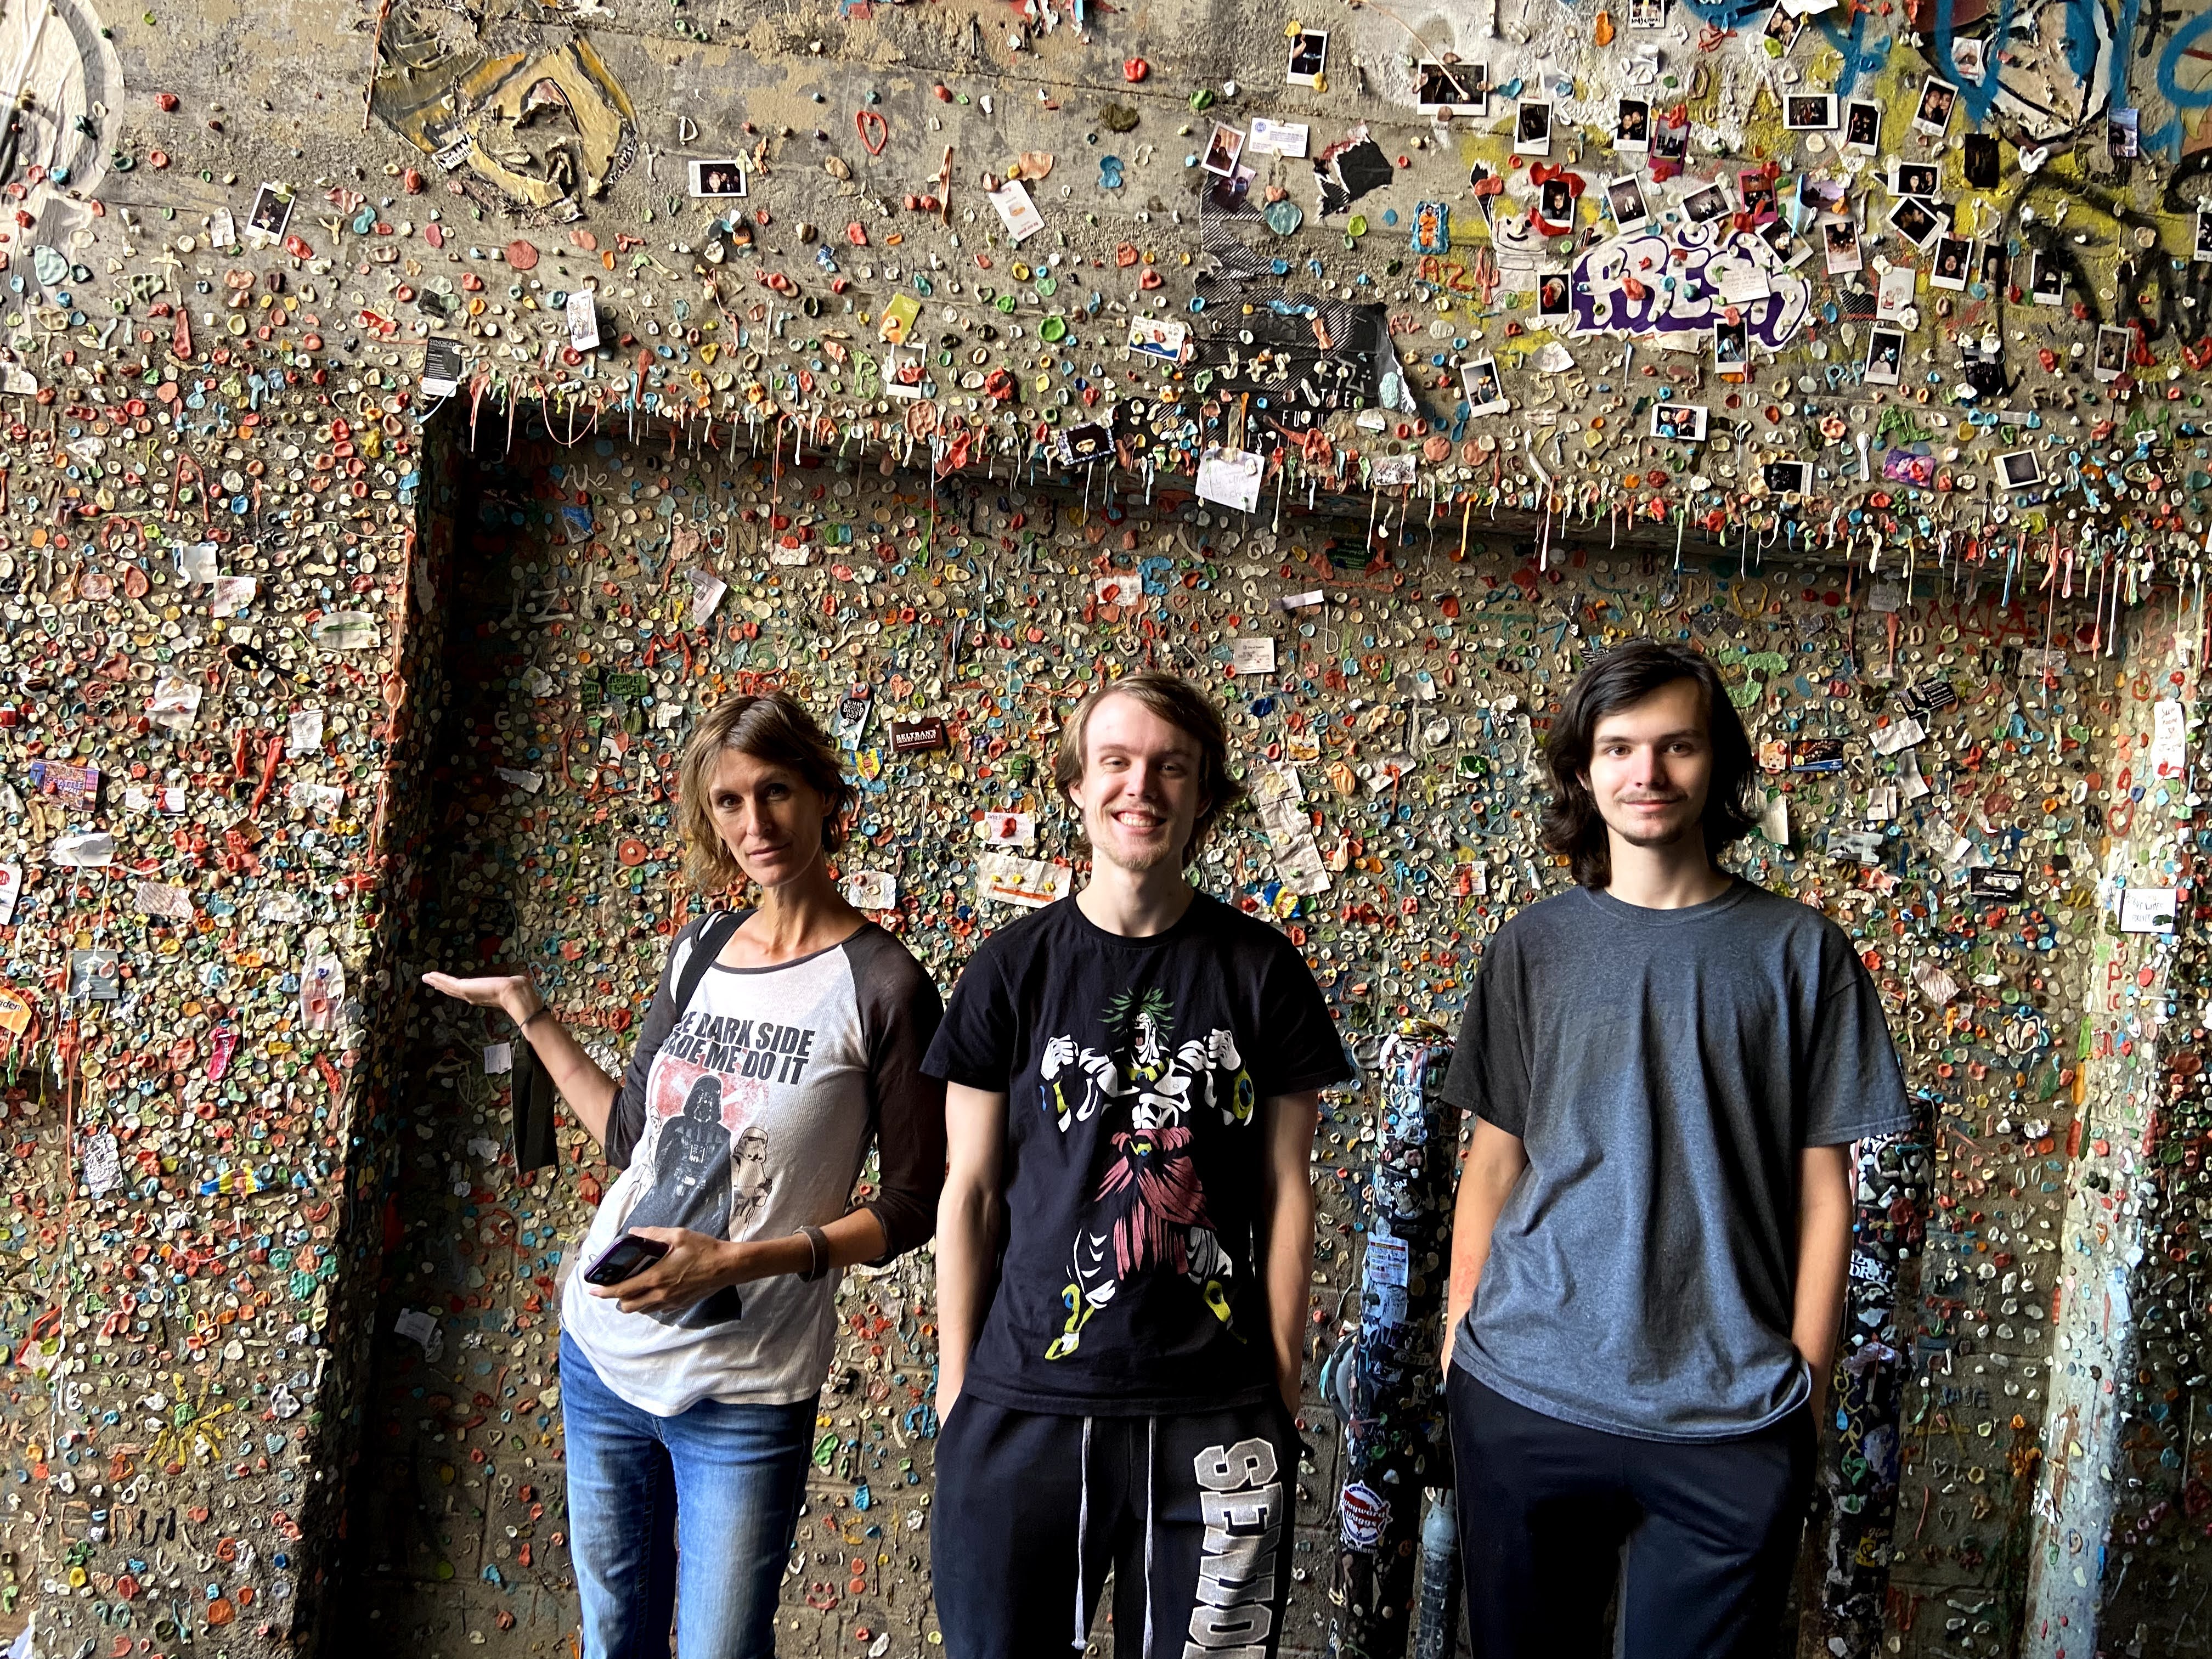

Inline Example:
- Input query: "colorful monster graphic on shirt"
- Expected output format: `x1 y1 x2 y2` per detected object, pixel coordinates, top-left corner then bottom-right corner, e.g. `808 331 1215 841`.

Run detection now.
1037 988 1257 1360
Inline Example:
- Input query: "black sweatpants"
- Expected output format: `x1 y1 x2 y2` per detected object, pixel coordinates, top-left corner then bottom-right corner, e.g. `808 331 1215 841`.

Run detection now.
1447 1365 1814 1659
931 1393 1298 1658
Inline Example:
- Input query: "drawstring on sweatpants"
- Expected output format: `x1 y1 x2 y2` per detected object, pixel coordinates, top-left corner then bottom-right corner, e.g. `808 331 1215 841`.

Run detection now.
1072 1416 1094 1651
1143 1416 1158 1657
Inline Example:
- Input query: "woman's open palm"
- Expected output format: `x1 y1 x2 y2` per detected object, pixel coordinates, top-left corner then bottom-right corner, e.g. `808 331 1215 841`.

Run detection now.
422 971 531 1014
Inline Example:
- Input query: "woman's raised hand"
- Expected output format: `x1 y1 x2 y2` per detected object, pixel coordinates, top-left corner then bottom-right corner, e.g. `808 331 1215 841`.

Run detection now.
421 971 538 1022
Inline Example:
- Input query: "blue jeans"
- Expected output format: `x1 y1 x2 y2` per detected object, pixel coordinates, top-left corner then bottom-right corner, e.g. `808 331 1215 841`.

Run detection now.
560 1331 817 1659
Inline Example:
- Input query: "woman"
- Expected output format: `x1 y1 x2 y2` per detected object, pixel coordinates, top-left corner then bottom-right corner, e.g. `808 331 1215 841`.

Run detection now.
424 691 946 1659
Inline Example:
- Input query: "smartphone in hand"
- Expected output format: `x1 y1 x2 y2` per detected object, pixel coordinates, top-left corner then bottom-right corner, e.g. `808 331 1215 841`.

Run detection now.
583 1232 670 1288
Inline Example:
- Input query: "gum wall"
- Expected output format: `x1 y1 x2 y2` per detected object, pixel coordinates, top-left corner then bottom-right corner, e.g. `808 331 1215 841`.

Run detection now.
0 0 2209 1656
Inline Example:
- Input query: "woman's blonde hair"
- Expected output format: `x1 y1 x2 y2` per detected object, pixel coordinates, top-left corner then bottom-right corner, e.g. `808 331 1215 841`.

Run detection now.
677 692 854 891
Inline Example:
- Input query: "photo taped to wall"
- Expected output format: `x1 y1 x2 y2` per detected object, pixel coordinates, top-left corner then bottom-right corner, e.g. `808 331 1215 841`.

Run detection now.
1415 60 1487 115
1515 100 1554 155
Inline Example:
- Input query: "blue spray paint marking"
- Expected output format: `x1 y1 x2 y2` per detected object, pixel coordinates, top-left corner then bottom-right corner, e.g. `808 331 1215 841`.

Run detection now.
2147 8 2212 157
1669 0 1774 30
2092 0 2131 84
1930 0 2023 125
1821 4 1886 99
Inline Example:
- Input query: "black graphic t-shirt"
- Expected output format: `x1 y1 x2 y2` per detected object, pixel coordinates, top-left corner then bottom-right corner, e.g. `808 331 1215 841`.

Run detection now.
924 892 1352 1415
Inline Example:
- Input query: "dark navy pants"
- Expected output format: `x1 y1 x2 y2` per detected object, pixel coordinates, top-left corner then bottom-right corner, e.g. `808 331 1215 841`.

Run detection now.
1447 1365 1814 1659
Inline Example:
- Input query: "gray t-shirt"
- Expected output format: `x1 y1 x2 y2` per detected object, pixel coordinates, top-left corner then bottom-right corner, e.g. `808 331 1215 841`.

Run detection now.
1444 877 1912 1441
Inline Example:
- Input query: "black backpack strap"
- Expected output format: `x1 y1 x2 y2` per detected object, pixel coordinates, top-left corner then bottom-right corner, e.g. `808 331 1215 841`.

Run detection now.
671 908 745 1015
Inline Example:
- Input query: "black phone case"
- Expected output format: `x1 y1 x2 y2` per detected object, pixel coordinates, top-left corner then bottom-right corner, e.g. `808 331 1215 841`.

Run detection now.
584 1237 667 1286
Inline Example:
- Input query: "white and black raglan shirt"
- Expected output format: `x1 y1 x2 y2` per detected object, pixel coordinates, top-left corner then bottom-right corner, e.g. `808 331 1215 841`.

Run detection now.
560 912 945 1417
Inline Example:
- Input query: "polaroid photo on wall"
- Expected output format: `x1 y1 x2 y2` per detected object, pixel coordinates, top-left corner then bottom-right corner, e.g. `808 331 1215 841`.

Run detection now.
1681 178 1730 224
1994 448 2044 491
2095 324 2131 381
1202 122 1246 177
1713 318 1750 371
688 159 749 198
1914 77 1960 137
1538 270 1572 319
566 289 601 351
1515 100 1554 155
1416 61 1487 116
1628 0 1666 24
1762 4 1805 53
1876 264 1917 320
1651 403 1708 442
1979 242 2008 288
421 336 464 398
2110 107 2141 159
1616 97 1651 152
1887 159 1940 198
882 343 928 398
1606 174 1652 233
1652 119 1689 164
246 184 295 244
1887 195 1946 251
1740 171 1779 222
1822 216 1863 275
1539 176 1575 223
1763 459 1810 495
1203 162 1255 215
1797 174 1846 223
1460 356 1509 414
1864 326 1905 385
2193 211 2212 263
1762 219 1815 269
2030 252 2066 305
1955 135 1996 190
1783 93 1837 131
1286 30 1328 87
1844 100 1882 155
1930 236 1971 291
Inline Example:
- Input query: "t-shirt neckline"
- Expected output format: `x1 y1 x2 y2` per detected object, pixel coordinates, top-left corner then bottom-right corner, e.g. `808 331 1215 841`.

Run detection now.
707 913 876 974
1063 887 1216 949
1581 876 1751 927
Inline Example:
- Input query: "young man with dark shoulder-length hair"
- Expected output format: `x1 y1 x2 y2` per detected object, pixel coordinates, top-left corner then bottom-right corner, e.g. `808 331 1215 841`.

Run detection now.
927 670 1353 1658
1441 639 1911 1658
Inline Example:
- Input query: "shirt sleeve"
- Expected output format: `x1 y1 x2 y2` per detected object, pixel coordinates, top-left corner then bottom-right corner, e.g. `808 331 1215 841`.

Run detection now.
852 935 949 1264
1251 935 1356 1097
1438 927 1531 1136
602 918 708 1170
1799 943 1914 1146
919 941 1016 1091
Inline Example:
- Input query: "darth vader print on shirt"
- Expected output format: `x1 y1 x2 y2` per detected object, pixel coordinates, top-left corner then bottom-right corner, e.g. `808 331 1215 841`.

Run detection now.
1039 986 1256 1361
620 1011 814 1328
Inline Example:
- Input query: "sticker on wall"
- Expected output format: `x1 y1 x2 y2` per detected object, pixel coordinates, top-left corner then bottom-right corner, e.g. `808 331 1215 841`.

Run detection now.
2118 887 2180 935
845 870 899 910
1340 1481 1391 1551
978 852 1074 909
